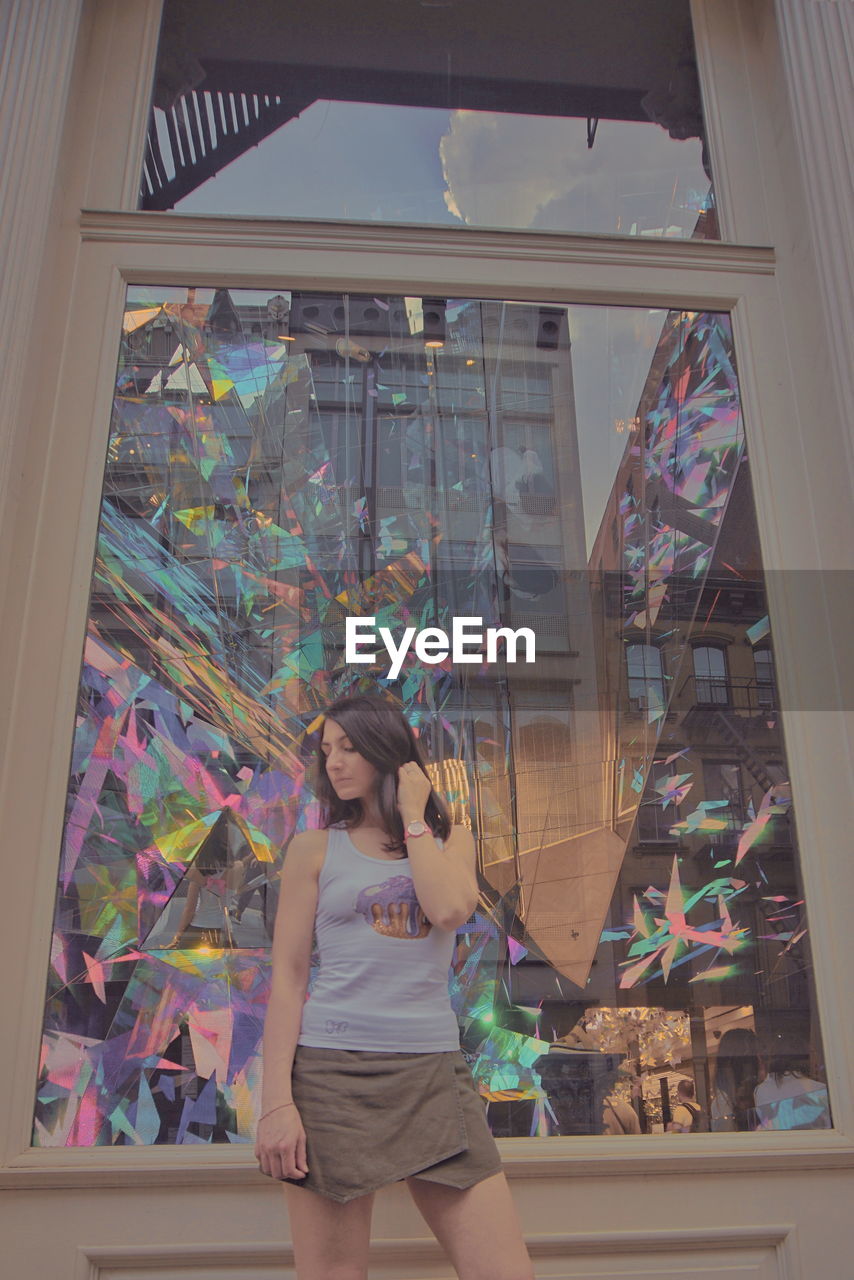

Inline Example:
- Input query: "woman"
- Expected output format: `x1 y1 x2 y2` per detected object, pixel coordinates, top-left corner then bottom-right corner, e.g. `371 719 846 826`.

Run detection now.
166 807 246 948
710 1027 760 1132
255 693 533 1280
754 1037 830 1130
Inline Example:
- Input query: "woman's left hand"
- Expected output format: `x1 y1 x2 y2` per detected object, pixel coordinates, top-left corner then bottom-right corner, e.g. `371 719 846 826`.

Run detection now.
396 761 432 822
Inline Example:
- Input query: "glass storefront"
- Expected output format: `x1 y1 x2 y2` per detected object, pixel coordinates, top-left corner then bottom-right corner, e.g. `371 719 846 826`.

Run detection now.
140 0 717 239
33 287 829 1145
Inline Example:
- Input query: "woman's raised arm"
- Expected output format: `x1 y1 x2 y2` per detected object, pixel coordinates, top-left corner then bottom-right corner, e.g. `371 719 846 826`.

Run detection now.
405 822 479 932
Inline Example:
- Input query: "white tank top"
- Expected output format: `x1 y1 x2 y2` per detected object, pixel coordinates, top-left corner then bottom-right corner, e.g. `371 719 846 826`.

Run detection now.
193 879 227 928
297 824 461 1052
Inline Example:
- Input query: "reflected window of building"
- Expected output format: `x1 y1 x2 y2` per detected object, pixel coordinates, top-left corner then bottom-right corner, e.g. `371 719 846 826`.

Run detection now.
693 644 729 705
140 0 717 240
753 646 777 709
702 759 746 832
627 643 665 712
636 759 682 844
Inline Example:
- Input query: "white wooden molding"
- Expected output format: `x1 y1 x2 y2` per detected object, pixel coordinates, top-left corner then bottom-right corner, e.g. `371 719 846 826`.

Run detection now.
0 0 84 594
74 211 778 316
3 1131 851 1190
80 208 776 276
75 1225 795 1280
691 0 773 244
774 0 854 489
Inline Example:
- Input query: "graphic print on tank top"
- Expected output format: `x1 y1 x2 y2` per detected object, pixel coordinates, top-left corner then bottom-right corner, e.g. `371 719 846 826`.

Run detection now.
354 874 432 939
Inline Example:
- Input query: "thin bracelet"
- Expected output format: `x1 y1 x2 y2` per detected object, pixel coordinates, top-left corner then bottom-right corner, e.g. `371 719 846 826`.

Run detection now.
259 1101 295 1122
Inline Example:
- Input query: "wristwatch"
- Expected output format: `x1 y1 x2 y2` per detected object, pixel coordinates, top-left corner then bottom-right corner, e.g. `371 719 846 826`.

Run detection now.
405 820 428 839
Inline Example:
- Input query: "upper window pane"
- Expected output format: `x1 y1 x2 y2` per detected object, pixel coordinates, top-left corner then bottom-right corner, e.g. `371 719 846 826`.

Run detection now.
141 0 717 239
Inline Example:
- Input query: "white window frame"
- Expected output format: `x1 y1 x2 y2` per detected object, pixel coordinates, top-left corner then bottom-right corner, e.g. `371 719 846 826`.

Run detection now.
1 0 853 1189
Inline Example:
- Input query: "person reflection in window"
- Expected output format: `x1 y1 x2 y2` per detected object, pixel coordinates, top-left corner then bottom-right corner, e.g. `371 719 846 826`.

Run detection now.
166 860 246 948
667 1079 706 1132
754 1035 830 1130
710 1028 760 1131
166 808 247 948
517 449 552 497
602 1097 641 1134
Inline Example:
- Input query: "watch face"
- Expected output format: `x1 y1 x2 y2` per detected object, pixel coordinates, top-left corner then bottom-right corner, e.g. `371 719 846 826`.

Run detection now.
406 821 427 837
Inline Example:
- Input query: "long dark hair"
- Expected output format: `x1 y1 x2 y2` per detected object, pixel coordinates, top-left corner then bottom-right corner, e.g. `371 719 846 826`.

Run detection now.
313 694 452 855
713 1028 760 1130
763 1029 814 1085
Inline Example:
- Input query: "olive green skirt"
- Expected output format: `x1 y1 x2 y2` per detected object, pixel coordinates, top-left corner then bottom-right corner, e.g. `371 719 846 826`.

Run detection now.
280 1046 502 1203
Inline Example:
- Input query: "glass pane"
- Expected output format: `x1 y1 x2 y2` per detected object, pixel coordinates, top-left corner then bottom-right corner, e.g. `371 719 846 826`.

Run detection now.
694 645 729 704
34 289 829 1146
754 648 777 709
140 0 717 240
627 643 665 710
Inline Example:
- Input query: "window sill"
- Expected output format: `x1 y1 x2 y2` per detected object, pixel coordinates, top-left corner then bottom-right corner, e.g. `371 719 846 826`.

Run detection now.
3 1131 852 1190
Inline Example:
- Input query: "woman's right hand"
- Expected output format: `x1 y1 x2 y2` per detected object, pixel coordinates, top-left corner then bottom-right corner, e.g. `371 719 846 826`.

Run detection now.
254 1104 308 1181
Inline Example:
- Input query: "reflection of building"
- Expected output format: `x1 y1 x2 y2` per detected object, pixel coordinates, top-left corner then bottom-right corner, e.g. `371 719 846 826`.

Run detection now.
243 292 611 898
489 301 823 1143
572 314 819 1132
273 294 622 979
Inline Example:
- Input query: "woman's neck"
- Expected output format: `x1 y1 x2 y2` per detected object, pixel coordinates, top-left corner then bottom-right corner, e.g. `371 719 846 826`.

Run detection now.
354 800 386 830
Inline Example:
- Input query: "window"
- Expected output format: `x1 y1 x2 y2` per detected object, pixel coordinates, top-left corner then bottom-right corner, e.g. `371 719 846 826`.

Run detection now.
32 284 830 1145
753 647 777 710
140 0 717 239
693 644 729 705
636 759 683 844
627 644 665 714
702 759 747 833
7 0 842 1167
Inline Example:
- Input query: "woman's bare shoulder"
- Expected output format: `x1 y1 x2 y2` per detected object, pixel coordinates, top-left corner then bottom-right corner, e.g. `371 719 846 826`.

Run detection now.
284 828 328 876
